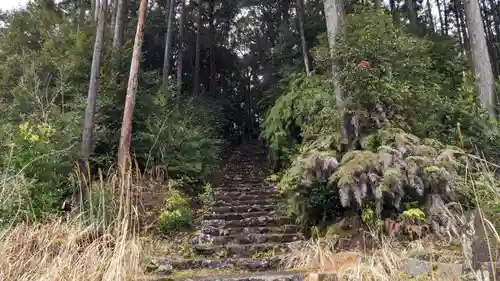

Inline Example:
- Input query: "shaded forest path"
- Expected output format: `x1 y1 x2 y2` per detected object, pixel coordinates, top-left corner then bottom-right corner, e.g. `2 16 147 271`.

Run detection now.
163 139 306 280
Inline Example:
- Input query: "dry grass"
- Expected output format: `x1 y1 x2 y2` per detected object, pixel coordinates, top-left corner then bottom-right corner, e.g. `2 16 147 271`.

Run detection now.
0 160 150 281
0 218 142 281
284 154 500 281
283 236 466 281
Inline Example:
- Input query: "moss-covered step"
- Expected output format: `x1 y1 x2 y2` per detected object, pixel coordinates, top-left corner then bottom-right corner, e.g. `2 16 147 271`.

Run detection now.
212 198 277 207
205 211 276 221
211 233 303 245
202 216 292 229
214 194 278 202
211 205 276 214
213 190 276 198
151 270 305 281
165 257 283 271
220 177 265 183
192 241 300 257
213 186 275 193
201 225 301 236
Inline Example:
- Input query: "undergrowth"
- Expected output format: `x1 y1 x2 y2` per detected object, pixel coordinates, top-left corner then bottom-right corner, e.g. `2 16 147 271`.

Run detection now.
262 8 500 233
0 164 144 281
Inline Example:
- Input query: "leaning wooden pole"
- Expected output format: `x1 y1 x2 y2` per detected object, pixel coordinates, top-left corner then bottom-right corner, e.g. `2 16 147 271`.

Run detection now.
117 0 148 171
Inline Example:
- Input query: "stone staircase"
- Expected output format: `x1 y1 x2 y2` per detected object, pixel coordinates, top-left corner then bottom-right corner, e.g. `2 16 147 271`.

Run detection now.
155 139 306 280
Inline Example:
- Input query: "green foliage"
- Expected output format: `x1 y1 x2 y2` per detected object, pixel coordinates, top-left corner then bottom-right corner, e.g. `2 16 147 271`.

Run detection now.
401 208 427 223
0 3 100 224
164 188 190 210
264 9 495 163
133 92 226 183
157 210 189 234
158 188 192 234
361 205 384 232
199 183 214 214
261 73 339 166
0 2 229 227
251 249 276 259
262 9 499 230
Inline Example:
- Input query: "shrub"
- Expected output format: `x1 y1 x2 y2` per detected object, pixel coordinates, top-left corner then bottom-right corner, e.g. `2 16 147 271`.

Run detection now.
157 210 190 234
262 9 500 233
133 91 226 187
157 188 192 234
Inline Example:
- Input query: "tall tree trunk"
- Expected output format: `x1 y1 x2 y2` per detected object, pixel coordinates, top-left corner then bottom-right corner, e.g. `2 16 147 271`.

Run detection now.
193 1 203 95
489 0 500 74
491 0 500 45
459 4 470 49
296 0 311 74
162 0 176 86
323 0 351 150
112 0 127 73
280 0 291 23
118 0 148 170
406 0 419 32
94 0 100 22
77 0 107 206
81 0 108 161
176 0 186 95
436 0 445 34
444 0 450 34
479 0 496 72
464 0 497 119
91 0 96 21
390 0 400 25
453 2 465 46
78 0 85 33
427 0 435 33
110 0 118 29
208 0 216 96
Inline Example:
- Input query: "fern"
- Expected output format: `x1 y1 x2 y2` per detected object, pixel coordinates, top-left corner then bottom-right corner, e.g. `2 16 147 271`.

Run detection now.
278 128 470 232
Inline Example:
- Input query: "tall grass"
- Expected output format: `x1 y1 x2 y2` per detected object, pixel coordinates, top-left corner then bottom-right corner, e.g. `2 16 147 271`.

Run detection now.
0 159 144 281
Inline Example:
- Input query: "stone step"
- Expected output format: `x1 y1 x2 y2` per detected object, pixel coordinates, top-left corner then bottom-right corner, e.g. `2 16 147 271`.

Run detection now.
176 272 304 281
168 257 283 272
220 178 266 184
214 193 278 202
192 241 300 258
218 181 269 186
213 190 276 198
213 182 276 192
145 266 304 281
213 198 277 207
211 205 276 214
202 216 292 229
222 169 268 174
221 173 267 176
201 225 301 236
212 233 303 245
205 211 274 221
223 167 267 170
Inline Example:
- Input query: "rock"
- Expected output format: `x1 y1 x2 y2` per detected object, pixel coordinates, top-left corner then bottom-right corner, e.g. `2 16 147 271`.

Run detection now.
304 273 337 281
189 233 214 245
472 208 499 267
148 259 174 275
404 258 462 279
201 225 220 235
203 219 226 228
478 262 500 280
157 264 173 275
